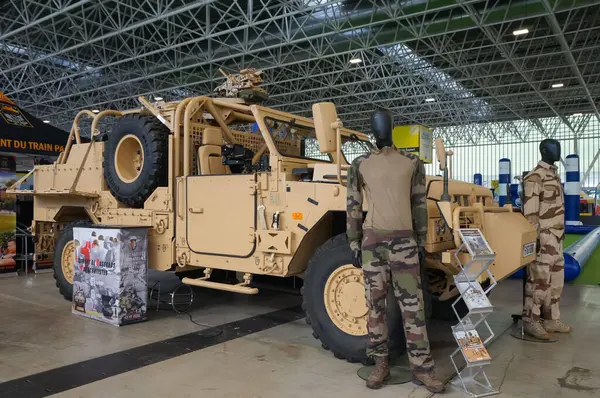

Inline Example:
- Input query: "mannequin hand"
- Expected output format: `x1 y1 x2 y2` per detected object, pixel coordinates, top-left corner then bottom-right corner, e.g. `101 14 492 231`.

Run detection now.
352 250 362 268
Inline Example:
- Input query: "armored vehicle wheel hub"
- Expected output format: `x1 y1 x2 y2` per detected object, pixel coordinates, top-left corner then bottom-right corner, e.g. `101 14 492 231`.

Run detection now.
61 240 75 284
115 134 144 183
324 264 368 336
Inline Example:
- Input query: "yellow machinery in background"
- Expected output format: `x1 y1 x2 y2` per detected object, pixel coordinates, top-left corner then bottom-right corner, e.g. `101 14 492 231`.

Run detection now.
392 124 433 164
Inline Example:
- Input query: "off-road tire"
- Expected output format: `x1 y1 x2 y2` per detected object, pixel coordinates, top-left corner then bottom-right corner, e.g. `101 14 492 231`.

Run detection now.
302 233 405 365
103 114 169 208
53 222 89 301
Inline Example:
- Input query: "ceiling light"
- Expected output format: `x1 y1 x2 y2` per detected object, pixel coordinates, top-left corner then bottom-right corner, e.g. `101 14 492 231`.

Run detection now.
551 83 564 88
154 96 163 101
513 28 529 36
43 120 50 123
572 113 583 116
349 58 362 64
92 109 100 113
425 98 436 102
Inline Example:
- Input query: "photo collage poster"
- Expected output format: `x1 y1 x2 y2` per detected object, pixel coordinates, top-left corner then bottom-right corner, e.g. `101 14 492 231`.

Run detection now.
72 226 148 326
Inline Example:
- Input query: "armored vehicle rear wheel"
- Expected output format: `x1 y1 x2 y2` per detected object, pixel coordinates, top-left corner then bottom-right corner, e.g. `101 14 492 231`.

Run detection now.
302 234 405 364
53 222 88 301
103 114 169 207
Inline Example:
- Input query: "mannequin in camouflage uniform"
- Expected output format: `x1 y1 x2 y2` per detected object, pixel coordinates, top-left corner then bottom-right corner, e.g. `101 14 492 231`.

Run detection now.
346 110 444 393
522 138 573 339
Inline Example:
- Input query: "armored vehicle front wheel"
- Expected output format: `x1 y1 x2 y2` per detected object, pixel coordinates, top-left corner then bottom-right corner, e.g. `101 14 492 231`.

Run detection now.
302 234 405 364
53 222 87 301
103 114 169 208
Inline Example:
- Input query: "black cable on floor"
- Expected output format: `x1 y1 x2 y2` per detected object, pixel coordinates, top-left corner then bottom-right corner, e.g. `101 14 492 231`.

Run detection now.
149 280 223 339
177 311 223 339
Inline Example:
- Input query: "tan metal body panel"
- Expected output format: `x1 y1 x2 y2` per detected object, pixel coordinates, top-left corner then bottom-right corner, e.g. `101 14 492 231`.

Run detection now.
185 174 256 256
173 165 347 276
34 143 105 195
312 164 347 183
33 195 92 223
484 211 537 280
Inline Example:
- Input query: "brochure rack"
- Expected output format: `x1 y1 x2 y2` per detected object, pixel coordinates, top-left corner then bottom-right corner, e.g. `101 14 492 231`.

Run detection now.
449 229 499 397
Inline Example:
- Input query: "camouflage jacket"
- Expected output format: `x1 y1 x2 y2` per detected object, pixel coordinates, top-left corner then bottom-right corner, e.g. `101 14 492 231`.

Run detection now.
346 146 428 251
523 161 565 240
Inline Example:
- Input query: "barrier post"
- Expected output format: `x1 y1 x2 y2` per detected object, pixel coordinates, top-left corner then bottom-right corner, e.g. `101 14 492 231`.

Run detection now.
499 158 511 207
565 154 581 226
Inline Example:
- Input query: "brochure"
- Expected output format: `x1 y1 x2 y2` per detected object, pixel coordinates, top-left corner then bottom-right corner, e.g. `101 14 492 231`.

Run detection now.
456 280 493 313
458 229 495 257
453 327 491 364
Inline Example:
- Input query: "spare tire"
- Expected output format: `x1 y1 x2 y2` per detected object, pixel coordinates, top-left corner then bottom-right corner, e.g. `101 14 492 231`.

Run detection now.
103 114 169 207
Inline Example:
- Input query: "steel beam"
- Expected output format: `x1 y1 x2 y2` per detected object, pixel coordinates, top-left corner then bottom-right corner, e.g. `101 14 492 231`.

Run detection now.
541 0 600 125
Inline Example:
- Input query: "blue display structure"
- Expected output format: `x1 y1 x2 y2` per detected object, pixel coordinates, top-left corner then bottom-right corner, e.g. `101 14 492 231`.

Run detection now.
72 226 148 326
498 158 511 207
564 154 581 226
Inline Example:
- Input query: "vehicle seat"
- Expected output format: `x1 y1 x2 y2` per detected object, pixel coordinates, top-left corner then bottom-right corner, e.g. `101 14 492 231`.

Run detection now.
198 128 227 175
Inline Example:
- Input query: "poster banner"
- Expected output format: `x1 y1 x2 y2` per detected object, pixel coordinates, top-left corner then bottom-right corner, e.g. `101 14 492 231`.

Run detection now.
392 125 433 163
0 91 69 156
0 155 17 275
72 226 148 326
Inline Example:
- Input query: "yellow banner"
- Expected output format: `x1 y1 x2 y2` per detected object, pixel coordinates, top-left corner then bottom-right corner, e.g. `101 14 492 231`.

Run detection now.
392 125 433 163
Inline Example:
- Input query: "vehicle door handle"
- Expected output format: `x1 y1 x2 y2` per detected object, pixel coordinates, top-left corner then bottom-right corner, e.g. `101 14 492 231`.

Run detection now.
177 179 184 219
189 207 203 214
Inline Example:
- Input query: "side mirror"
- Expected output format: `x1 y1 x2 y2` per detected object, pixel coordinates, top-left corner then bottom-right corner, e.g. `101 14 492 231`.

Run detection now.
312 102 338 153
436 137 452 203
435 138 446 171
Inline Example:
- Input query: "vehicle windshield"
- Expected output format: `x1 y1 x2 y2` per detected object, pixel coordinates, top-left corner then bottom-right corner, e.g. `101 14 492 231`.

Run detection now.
341 137 373 164
263 116 332 162
259 113 373 164
300 134 373 164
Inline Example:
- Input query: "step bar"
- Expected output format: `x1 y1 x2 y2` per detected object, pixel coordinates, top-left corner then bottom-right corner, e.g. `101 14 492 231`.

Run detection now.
181 270 258 295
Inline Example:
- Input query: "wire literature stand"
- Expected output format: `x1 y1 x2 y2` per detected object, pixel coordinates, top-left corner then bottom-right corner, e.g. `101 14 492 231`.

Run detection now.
449 229 499 397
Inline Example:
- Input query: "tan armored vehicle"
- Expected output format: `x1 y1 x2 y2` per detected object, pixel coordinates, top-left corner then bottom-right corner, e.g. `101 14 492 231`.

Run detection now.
12 78 536 363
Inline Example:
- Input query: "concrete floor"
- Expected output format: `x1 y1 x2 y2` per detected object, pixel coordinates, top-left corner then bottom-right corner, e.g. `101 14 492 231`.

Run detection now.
0 272 599 398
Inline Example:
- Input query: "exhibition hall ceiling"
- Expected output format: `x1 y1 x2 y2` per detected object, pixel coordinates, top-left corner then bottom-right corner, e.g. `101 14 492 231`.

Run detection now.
1 0 599 136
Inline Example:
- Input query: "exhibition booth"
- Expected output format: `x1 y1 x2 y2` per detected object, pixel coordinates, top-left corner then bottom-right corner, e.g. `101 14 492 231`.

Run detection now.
0 91 69 275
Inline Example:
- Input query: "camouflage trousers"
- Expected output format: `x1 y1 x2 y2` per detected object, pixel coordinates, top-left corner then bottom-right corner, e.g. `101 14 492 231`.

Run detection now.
523 230 564 322
362 229 434 373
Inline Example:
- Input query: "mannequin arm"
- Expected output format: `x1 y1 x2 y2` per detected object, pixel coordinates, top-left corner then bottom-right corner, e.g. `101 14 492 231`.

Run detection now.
523 176 541 240
346 156 365 252
411 157 428 247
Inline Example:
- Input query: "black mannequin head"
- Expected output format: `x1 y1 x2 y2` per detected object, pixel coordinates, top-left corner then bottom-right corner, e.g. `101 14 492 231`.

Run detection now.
540 138 561 165
371 109 393 149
